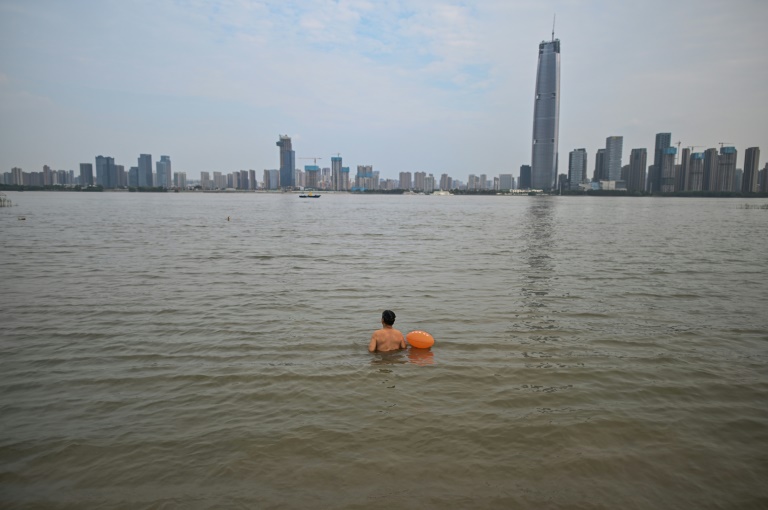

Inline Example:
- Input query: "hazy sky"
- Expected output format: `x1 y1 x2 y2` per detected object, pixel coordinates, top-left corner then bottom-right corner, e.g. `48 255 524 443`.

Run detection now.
1 0 766 180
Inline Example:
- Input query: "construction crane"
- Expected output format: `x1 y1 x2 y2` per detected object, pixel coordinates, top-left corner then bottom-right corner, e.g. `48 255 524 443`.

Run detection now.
687 145 705 153
718 142 734 150
298 157 323 165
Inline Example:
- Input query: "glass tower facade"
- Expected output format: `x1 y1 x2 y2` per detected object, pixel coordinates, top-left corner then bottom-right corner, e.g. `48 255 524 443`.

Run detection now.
531 38 560 191
276 135 295 189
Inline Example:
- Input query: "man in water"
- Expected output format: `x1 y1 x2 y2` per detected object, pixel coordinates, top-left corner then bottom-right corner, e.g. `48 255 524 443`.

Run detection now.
368 310 407 352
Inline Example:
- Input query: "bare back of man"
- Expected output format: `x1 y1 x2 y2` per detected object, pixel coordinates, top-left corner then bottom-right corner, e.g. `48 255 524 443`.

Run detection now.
368 310 407 352
369 327 406 352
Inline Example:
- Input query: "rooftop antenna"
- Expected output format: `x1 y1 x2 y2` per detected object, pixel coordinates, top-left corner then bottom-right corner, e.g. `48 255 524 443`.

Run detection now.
552 13 556 41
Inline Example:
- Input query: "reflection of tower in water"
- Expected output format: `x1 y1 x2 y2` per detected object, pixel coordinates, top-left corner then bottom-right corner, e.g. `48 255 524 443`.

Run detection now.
520 199 556 319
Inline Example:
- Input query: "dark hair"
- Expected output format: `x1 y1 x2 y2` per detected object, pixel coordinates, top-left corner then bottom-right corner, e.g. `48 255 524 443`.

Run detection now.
382 310 396 326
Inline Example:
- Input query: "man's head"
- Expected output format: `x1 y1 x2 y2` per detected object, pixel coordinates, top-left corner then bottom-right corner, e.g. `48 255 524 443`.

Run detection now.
382 310 396 326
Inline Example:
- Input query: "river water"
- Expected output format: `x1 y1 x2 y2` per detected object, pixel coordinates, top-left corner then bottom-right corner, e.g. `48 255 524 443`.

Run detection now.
1 191 767 509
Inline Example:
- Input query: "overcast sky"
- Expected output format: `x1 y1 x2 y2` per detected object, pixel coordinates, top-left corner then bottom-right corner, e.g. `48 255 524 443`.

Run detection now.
1 0 766 180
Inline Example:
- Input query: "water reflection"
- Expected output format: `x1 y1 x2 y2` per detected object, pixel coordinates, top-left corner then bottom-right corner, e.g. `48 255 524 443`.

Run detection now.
369 348 435 366
407 348 435 366
521 197 557 303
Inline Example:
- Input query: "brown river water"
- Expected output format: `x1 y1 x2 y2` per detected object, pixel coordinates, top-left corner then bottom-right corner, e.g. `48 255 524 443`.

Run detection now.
1 192 767 509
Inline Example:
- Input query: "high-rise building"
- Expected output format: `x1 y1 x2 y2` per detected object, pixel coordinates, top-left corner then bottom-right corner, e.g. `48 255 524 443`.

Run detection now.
174 172 187 189
568 148 587 190
734 169 743 192
340 167 350 190
276 135 295 189
499 174 514 190
305 165 320 189
650 133 671 193
760 163 768 192
155 156 171 189
424 174 436 193
128 167 139 187
201 171 211 190
687 153 705 191
703 148 719 191
677 148 691 191
718 147 737 192
331 156 343 190
95 156 117 188
116 165 126 188
660 147 677 192
742 147 760 193
79 163 94 186
605 136 623 182
11 167 23 185
263 169 279 190
399 172 412 190
414 172 426 191
42 165 52 186
355 165 375 190
519 165 532 189
627 149 647 192
531 36 561 190
439 173 452 191
138 154 153 188
593 149 606 182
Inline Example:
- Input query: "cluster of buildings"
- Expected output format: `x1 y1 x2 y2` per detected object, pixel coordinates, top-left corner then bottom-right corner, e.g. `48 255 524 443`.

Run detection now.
3 154 187 190
4 36 766 194
564 136 765 193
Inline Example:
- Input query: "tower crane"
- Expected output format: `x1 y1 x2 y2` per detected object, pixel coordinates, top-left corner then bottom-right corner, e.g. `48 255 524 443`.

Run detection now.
299 157 323 165
718 142 734 150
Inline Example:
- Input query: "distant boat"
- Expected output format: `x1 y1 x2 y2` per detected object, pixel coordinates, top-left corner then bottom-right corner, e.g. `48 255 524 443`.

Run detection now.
299 192 320 198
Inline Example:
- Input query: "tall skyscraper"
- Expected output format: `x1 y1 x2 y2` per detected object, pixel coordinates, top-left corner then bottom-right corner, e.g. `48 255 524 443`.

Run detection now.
79 163 94 186
156 155 171 189
341 167 350 190
305 165 320 189
660 147 677 192
331 156 343 190
650 133 671 193
499 174 514 190
593 149 606 182
605 136 623 181
95 155 116 188
11 167 24 185
519 165 532 189
678 148 691 191
628 149 647 192
688 153 705 191
276 135 295 189
138 154 153 188
718 147 737 192
530 36 560 190
414 171 426 191
703 148 719 191
116 165 126 188
742 147 760 193
399 172 412 190
568 148 587 190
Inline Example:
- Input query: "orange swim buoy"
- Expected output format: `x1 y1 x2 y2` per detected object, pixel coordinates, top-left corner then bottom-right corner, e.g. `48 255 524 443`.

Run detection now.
406 330 435 349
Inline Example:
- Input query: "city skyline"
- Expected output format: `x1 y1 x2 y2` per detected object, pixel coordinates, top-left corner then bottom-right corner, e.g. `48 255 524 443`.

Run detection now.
1 1 767 180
